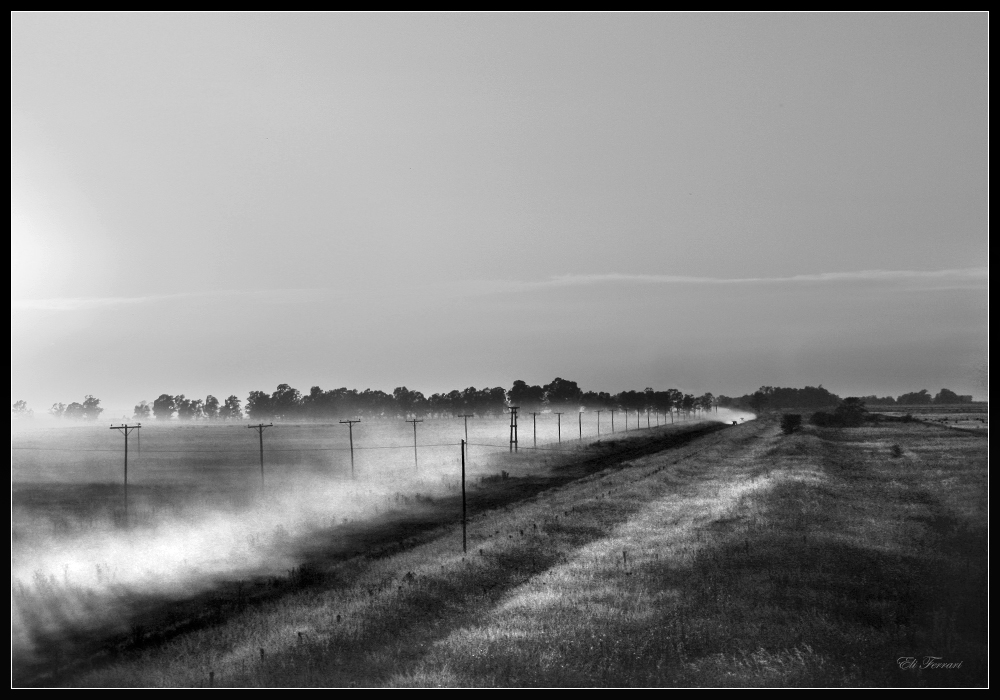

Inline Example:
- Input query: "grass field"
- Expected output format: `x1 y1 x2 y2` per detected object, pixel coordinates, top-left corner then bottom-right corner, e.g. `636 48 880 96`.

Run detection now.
14 413 987 687
865 403 988 434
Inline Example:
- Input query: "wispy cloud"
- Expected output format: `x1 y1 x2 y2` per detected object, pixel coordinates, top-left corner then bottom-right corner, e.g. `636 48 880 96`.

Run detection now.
534 267 989 288
12 268 987 311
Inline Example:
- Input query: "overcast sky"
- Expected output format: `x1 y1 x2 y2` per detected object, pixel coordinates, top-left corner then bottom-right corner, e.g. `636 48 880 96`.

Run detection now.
11 13 988 416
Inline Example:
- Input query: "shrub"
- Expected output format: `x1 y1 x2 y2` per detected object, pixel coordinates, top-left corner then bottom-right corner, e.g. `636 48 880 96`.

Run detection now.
780 414 802 434
810 411 832 427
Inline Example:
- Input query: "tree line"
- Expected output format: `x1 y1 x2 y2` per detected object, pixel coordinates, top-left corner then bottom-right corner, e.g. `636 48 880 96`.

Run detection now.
15 378 714 422
718 386 975 412
13 382 975 423
129 378 715 422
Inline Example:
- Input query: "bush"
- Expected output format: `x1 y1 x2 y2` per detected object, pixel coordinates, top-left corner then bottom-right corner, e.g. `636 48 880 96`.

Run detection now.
811 398 869 428
780 414 802 434
810 411 832 427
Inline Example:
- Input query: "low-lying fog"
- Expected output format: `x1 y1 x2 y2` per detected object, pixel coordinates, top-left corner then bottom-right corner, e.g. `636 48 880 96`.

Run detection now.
11 409 754 667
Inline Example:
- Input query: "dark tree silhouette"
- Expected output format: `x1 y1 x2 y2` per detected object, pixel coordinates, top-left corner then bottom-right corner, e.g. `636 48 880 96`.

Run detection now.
543 377 583 408
153 394 176 420
223 395 242 420
204 395 220 420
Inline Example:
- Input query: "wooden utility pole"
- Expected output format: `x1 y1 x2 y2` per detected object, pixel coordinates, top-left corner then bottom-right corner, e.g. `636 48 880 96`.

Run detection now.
110 423 141 525
461 439 467 554
508 406 519 452
554 412 564 443
530 412 540 447
340 419 361 478
578 411 583 440
406 418 423 470
596 410 603 435
611 409 615 433
247 423 273 486
647 410 651 429
457 414 473 463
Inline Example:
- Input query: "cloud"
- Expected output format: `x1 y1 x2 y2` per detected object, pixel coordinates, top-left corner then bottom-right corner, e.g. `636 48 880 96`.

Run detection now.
11 267 987 311
536 267 989 288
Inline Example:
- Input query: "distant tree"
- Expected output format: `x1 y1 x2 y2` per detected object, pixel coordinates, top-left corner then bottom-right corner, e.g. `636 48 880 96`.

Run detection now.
483 387 507 416
508 380 546 411
581 390 614 411
862 395 897 405
48 402 66 419
246 390 273 420
359 388 392 418
223 395 243 420
897 390 932 405
153 394 176 420
271 384 302 420
748 390 769 413
175 395 194 420
133 400 152 421
664 389 683 418
392 386 418 418
933 388 972 404
833 397 868 427
82 395 104 421
681 393 696 416
11 400 32 419
187 398 205 420
204 395 220 420
64 402 86 420
542 377 583 408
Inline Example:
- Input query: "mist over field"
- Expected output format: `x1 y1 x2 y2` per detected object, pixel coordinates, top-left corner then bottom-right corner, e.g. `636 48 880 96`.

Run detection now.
11 408 754 671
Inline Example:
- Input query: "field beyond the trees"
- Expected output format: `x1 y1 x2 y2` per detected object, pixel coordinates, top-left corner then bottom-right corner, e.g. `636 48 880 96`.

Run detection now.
15 414 987 687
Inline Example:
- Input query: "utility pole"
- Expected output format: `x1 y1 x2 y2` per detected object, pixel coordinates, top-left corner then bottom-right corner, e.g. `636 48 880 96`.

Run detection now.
247 423 273 487
554 412 564 443
578 411 583 440
647 410 651 429
457 414 473 463
611 410 615 433
508 406 519 452
595 410 603 435
110 423 141 525
461 439 467 554
530 412 540 447
406 418 423 470
624 410 629 433
340 419 361 478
